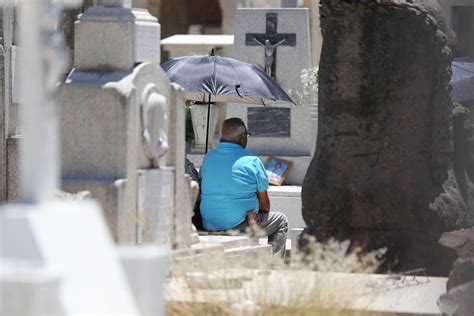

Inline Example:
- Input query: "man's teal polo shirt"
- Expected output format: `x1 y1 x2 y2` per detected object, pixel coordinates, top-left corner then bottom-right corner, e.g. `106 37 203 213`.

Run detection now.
200 142 269 231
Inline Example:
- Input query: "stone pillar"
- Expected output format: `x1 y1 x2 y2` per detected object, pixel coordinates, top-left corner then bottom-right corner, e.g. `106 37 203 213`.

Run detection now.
301 0 474 276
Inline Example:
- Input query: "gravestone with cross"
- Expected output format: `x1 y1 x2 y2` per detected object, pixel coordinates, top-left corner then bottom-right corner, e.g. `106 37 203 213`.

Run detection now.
245 12 296 78
228 8 315 185
0 0 146 314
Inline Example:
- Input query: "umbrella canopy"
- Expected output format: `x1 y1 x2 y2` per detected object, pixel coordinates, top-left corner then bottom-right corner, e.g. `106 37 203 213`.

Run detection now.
161 54 294 105
451 57 474 103
161 52 293 153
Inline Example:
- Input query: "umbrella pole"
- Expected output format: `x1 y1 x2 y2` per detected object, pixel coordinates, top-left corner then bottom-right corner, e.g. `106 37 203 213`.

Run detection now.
205 94 211 154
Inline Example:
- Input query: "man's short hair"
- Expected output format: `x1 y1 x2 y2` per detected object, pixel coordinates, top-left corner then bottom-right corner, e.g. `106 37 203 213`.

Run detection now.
221 117 247 140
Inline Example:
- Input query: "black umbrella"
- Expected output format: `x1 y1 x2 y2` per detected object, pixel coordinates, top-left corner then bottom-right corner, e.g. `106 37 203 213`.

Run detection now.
451 57 474 103
161 50 293 153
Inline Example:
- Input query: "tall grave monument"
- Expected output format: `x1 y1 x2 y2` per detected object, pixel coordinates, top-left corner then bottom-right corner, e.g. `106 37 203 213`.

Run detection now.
59 0 179 244
229 8 315 185
0 0 143 314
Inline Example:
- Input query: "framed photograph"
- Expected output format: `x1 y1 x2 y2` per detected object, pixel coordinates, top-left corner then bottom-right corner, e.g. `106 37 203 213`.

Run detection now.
264 157 293 186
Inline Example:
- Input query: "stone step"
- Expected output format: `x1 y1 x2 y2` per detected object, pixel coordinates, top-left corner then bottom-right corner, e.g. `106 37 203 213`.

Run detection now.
198 235 256 249
168 270 448 315
224 244 273 269
172 243 227 277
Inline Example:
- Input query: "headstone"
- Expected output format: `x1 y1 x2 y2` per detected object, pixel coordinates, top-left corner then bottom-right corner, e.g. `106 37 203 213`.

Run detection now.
1 201 139 314
228 8 315 185
0 0 142 314
60 3 173 243
0 262 62 316
118 245 170 316
244 12 297 77
74 4 160 71
302 0 474 276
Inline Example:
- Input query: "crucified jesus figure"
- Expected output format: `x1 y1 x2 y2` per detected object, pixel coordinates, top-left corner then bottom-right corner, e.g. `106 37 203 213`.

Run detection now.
253 38 286 77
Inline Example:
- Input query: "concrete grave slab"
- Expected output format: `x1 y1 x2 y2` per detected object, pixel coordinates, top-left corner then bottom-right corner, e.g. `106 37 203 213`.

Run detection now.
0 201 138 314
118 245 170 316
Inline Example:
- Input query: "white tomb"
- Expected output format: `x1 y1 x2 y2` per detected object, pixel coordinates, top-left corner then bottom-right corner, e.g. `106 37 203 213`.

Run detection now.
162 34 234 59
0 0 150 314
228 8 315 186
60 1 175 244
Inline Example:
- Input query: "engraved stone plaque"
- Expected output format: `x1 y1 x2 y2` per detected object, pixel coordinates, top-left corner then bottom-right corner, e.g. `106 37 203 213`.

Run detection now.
247 107 291 137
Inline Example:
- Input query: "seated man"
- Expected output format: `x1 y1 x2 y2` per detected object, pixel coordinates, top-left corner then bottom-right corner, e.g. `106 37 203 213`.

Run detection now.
200 117 288 256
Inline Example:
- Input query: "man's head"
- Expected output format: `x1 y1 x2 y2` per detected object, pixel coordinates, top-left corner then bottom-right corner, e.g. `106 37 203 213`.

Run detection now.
221 117 250 149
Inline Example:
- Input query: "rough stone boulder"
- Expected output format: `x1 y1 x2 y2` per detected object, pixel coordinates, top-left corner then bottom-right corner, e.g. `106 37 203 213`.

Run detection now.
302 0 474 275
439 227 474 259
446 257 474 291
438 258 474 315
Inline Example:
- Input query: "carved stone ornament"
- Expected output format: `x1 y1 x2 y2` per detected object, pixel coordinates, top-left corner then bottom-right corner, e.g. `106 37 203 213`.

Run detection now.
141 84 169 165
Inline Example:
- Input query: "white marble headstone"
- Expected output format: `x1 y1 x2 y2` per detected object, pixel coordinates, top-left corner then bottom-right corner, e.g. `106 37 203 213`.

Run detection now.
229 8 315 157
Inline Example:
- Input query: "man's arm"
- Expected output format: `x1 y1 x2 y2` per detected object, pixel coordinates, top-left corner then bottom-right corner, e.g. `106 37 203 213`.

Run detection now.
257 191 270 213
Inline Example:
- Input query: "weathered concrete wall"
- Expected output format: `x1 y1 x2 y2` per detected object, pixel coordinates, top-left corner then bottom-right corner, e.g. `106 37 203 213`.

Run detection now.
302 0 474 276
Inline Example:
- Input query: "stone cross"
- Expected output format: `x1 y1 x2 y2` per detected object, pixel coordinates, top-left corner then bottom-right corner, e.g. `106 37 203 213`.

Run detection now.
245 12 296 77
2 0 81 203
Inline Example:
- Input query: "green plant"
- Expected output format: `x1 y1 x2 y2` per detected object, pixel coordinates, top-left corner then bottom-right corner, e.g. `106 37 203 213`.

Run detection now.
290 66 319 106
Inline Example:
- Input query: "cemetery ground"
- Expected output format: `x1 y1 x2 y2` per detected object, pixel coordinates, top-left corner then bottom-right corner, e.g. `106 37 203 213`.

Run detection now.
165 233 447 316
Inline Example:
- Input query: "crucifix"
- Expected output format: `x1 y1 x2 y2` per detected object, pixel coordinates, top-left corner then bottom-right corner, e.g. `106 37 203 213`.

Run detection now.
1 0 81 203
245 13 296 78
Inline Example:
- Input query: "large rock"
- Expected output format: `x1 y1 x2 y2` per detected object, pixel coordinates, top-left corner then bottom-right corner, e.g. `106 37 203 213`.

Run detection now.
439 227 474 258
302 0 474 275
446 257 474 291
439 258 474 316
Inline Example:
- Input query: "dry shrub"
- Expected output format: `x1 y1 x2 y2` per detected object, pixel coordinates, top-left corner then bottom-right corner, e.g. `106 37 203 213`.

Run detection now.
166 232 387 316
294 235 386 273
